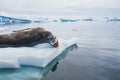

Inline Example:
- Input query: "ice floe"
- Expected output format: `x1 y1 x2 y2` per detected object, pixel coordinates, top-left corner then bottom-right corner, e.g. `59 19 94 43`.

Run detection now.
0 38 78 68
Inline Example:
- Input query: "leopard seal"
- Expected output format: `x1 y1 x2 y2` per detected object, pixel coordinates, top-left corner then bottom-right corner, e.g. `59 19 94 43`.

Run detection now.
0 27 59 48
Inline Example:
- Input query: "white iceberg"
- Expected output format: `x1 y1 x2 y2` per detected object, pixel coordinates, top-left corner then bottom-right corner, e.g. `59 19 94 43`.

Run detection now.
0 38 78 68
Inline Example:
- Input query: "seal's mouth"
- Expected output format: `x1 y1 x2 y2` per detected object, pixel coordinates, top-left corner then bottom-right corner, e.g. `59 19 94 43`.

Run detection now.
50 39 59 47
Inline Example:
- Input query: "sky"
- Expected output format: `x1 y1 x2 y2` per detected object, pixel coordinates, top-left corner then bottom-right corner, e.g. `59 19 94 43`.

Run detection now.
0 0 119 16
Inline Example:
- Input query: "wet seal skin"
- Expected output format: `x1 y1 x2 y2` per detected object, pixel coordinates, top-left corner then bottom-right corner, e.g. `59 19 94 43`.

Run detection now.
0 27 59 48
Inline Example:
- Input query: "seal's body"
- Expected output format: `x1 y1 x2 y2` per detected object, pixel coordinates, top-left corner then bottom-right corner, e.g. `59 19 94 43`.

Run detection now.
0 27 59 48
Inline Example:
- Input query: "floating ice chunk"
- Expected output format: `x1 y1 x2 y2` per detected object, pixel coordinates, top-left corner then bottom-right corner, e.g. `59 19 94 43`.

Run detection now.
0 38 78 68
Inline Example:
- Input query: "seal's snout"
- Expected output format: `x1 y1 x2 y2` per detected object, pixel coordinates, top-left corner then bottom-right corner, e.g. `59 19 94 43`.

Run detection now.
52 40 59 47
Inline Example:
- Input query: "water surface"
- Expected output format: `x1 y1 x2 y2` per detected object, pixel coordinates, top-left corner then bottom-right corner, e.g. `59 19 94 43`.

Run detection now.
0 21 120 80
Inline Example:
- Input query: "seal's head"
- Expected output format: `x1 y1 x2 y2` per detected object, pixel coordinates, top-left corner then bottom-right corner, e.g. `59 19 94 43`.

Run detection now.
47 34 59 47
42 31 59 47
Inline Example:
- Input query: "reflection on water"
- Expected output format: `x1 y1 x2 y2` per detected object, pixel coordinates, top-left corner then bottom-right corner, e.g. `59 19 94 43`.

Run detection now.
51 62 59 72
0 44 78 80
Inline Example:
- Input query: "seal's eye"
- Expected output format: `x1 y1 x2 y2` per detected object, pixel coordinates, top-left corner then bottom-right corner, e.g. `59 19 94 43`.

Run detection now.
48 38 53 42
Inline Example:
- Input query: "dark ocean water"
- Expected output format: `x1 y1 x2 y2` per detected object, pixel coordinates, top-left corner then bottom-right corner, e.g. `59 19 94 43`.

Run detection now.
0 21 120 80
42 21 120 80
